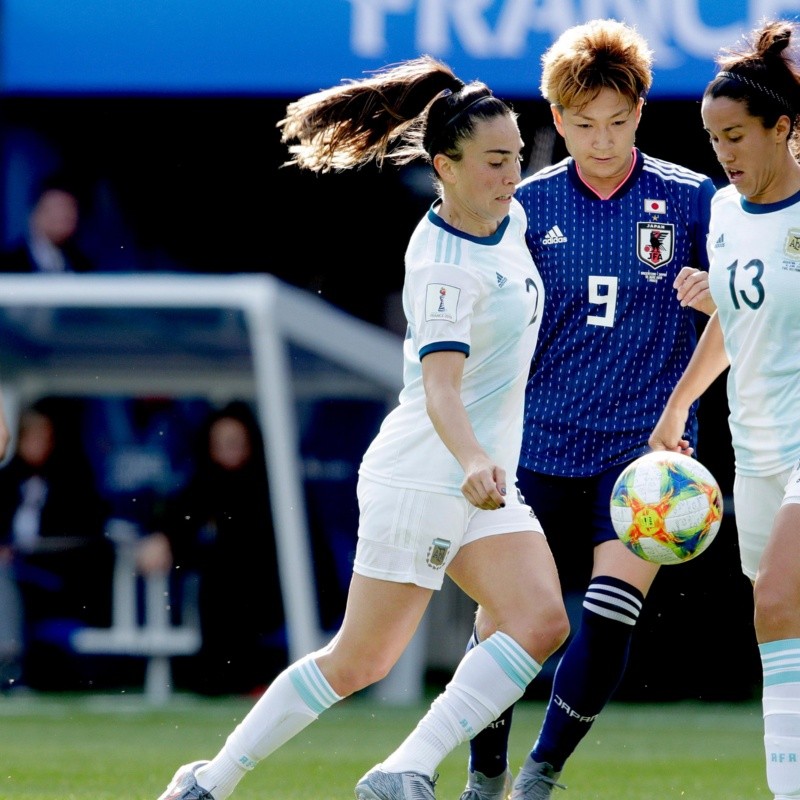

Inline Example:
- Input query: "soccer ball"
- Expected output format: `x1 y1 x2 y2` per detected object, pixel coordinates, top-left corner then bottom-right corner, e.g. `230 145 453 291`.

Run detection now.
609 451 723 565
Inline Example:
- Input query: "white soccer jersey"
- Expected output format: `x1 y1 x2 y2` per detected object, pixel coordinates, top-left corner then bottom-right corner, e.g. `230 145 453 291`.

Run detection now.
359 199 544 495
708 185 800 475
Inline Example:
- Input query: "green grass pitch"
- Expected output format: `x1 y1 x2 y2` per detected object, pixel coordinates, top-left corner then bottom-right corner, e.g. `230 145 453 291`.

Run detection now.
0 691 767 799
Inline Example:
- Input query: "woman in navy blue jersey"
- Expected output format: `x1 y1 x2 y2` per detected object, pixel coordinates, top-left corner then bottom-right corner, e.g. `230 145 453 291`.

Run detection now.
459 19 716 800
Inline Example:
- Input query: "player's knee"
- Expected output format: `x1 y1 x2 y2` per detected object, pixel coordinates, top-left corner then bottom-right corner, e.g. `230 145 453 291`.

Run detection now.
754 579 800 639
506 599 570 663
320 655 396 696
474 605 498 642
542 601 571 657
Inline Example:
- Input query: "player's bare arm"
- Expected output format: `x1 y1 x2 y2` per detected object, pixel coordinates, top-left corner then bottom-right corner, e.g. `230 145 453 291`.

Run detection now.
422 350 507 511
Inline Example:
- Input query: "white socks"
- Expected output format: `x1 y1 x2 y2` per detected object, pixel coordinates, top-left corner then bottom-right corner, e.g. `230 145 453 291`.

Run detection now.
381 632 540 777
195 653 341 799
188 632 540 796
761 640 800 798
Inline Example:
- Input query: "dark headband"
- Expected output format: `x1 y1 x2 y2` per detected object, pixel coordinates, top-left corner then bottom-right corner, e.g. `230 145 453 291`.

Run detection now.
716 71 792 113
427 91 494 157
441 92 493 131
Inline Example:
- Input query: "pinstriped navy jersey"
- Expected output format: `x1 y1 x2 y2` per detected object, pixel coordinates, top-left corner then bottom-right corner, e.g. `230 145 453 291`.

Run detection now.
518 149 715 477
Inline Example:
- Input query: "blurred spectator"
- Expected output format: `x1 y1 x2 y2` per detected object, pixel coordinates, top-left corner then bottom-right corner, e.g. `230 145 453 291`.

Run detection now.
81 395 210 576
0 398 111 691
164 401 285 695
0 174 95 273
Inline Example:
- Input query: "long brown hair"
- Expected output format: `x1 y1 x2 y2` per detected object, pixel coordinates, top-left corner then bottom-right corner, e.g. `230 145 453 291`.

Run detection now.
278 55 515 174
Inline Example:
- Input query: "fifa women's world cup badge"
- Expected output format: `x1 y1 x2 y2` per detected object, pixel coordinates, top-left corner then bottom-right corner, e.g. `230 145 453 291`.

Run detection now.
425 283 460 322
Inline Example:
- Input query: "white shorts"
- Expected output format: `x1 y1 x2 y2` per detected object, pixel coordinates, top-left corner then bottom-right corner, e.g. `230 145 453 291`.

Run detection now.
734 459 800 581
353 477 544 590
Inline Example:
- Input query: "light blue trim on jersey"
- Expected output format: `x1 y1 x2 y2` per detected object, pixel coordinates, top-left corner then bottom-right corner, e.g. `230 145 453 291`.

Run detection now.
481 631 541 690
760 639 800 687
289 658 340 714
435 229 463 264
419 340 469 359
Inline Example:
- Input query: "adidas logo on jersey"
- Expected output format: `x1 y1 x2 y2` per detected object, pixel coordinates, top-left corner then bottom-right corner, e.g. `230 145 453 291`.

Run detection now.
714 234 725 248
495 272 508 287
542 225 567 245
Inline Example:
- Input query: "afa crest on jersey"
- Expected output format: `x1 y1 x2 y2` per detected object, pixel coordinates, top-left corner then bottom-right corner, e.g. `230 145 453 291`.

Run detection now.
784 228 800 259
637 222 675 268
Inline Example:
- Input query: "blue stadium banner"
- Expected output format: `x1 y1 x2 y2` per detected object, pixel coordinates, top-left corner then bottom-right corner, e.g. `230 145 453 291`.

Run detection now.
3 0 800 97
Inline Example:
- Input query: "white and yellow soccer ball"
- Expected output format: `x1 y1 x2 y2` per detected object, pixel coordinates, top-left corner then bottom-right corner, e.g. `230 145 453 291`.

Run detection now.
610 451 723 565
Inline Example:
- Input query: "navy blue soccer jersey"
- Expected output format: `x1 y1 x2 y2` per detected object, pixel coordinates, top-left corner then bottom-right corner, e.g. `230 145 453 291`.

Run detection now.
518 149 715 477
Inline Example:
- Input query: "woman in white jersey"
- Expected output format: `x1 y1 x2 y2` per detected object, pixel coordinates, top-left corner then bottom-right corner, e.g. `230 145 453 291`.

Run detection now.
650 20 800 800
154 56 568 800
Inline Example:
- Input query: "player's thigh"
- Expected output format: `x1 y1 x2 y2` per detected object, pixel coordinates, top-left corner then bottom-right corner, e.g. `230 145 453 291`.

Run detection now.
448 494 562 631
329 572 433 669
450 479 563 641
449 530 566 659
753 465 800 638
758 503 800 597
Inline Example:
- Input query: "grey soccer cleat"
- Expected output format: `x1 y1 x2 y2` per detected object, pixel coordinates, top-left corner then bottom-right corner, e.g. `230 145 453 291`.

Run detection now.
510 761 565 800
355 766 437 800
459 768 513 800
156 760 215 800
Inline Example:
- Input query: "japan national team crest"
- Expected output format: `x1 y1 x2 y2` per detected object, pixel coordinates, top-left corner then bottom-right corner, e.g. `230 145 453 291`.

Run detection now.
637 222 675 268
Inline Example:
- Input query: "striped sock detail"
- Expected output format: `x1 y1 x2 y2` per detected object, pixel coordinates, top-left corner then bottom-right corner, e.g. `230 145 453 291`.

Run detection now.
583 576 644 626
761 639 800 687
289 656 340 714
481 631 541 690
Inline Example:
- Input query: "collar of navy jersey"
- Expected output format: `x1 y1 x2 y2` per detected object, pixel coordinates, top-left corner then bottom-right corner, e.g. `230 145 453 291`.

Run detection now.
567 148 644 202
427 201 510 244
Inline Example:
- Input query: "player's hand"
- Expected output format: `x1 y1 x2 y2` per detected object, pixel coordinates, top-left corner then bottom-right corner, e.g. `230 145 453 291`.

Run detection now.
461 460 507 510
649 405 694 456
674 267 716 316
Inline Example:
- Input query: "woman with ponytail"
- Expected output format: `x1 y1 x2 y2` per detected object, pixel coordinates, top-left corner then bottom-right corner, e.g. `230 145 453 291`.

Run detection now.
155 55 568 800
